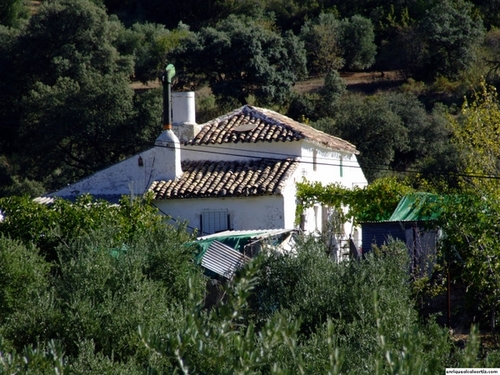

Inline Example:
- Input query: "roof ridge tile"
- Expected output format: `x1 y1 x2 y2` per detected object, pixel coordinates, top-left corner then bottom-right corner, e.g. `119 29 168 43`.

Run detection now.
185 105 358 153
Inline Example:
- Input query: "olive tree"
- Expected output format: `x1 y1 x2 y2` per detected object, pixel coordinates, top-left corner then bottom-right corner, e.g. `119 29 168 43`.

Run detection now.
299 12 376 75
339 14 377 70
299 13 344 75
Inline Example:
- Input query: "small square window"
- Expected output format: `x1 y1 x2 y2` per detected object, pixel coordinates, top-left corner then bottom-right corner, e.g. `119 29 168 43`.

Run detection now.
201 210 229 235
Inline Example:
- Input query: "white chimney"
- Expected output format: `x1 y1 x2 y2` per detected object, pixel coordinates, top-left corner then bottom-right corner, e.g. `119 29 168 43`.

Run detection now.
154 129 182 180
172 91 201 142
152 64 183 181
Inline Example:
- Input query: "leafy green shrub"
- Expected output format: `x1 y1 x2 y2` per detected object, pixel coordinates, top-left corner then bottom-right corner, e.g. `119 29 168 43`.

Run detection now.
0 236 60 352
50 223 204 360
0 197 488 373
250 237 453 373
0 195 206 371
141 260 307 374
0 236 49 318
140 237 466 374
0 195 166 261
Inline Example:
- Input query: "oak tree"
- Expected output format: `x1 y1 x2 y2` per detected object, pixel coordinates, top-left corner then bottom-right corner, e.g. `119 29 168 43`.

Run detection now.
1 0 163 191
169 14 307 106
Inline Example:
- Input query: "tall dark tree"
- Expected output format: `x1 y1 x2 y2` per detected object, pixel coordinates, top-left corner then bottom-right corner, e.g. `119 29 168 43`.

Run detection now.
384 93 460 185
417 0 485 80
169 15 307 106
0 0 29 28
0 0 162 191
312 92 458 182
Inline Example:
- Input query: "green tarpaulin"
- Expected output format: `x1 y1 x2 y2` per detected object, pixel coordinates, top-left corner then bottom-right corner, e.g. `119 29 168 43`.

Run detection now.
388 193 442 222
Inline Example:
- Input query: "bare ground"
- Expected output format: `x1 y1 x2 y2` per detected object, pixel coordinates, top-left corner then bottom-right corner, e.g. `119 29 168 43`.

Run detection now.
29 1 42 15
131 71 404 95
294 71 396 91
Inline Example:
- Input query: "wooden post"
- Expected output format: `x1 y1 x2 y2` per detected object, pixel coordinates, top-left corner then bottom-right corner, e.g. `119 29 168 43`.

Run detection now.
447 268 451 328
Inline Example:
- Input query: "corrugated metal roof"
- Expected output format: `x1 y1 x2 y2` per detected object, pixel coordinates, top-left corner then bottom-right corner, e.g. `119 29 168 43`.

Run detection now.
198 228 295 241
200 240 250 279
33 195 123 205
33 196 56 205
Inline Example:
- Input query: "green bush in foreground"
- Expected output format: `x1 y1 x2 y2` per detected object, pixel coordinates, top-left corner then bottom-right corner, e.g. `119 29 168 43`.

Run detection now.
0 197 491 373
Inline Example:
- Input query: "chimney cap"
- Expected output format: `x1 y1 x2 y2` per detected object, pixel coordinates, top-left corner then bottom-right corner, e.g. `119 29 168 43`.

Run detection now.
165 64 176 84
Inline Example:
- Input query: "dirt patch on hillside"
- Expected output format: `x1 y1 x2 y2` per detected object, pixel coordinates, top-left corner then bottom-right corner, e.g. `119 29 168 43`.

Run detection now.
131 71 404 95
29 1 42 15
293 71 404 94
130 80 161 91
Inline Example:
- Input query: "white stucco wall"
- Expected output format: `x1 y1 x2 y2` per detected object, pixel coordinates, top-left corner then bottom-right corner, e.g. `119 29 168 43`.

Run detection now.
280 141 368 253
172 139 371 234
154 195 285 235
180 141 302 162
51 145 179 198
299 142 367 189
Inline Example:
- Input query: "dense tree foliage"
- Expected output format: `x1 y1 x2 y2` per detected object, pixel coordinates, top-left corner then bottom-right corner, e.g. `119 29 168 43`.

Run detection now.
299 13 376 75
338 14 377 71
0 197 495 373
169 15 307 106
416 0 485 80
299 13 344 75
0 0 163 191
449 79 500 187
115 21 191 83
311 91 458 182
0 196 205 365
297 81 500 331
435 81 500 329
96 0 491 80
0 0 28 28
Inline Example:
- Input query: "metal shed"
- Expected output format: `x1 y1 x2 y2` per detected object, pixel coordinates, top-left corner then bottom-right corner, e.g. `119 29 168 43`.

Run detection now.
361 193 441 277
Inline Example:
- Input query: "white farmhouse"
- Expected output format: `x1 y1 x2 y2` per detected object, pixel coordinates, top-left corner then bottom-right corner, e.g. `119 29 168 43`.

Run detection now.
50 92 367 252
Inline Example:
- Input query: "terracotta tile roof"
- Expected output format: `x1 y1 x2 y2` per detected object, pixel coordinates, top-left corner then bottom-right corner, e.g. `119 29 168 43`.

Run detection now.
149 158 299 200
186 105 359 154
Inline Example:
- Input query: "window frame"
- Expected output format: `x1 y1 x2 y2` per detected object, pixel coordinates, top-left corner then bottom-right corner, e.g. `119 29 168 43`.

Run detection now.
200 209 230 235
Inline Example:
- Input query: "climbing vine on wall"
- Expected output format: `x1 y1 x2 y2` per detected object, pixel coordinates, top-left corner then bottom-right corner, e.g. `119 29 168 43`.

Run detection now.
296 177 414 225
